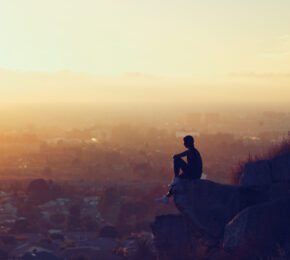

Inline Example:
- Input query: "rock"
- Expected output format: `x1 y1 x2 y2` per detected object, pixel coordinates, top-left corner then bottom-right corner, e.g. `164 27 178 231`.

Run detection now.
268 183 290 201
224 198 290 252
152 179 290 248
172 179 241 238
240 160 272 187
271 153 290 183
151 214 196 260
151 152 290 259
240 153 290 187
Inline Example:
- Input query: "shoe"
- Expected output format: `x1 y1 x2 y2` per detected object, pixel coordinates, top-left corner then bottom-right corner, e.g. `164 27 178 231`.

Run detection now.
156 196 169 204
169 177 179 187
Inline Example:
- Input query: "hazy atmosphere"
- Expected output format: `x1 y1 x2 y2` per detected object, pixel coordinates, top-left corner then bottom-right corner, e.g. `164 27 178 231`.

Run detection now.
1 0 290 108
0 1 290 260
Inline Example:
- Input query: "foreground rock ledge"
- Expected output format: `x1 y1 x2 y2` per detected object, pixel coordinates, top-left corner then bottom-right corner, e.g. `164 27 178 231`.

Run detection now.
172 179 241 238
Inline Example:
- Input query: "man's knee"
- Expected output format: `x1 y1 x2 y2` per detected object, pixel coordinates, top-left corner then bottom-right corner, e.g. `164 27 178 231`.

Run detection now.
174 157 183 163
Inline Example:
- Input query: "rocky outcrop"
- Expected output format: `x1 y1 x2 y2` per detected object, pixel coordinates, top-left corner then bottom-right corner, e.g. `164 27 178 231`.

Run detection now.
240 160 272 187
172 179 241 238
172 179 290 238
240 153 290 187
151 152 290 258
271 153 290 182
224 198 290 254
151 214 195 260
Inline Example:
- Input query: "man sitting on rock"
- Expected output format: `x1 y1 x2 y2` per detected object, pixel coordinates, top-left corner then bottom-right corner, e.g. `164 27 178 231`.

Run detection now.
157 135 203 204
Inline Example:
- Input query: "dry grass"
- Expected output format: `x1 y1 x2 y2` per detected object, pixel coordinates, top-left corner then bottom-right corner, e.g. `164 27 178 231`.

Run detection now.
231 133 290 186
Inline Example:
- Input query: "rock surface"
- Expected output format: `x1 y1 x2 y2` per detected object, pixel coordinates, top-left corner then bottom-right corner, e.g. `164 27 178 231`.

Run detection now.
172 179 241 238
151 152 290 258
240 153 290 187
224 198 290 252
240 160 272 187
271 153 290 182
151 214 196 260
155 179 290 240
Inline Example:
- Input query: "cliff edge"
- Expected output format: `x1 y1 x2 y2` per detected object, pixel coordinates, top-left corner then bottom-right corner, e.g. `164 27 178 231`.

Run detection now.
151 152 290 259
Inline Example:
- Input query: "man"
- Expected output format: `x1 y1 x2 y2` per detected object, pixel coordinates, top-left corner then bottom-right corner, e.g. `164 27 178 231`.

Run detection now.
157 135 203 204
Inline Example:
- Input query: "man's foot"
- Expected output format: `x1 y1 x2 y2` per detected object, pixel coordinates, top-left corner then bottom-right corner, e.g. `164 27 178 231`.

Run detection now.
169 177 180 187
156 196 169 204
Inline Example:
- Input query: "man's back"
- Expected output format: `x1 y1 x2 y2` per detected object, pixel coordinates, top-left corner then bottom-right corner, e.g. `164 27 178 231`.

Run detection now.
186 148 203 179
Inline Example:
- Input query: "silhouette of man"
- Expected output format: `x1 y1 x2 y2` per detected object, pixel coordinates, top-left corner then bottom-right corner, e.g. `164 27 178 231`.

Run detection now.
157 135 203 204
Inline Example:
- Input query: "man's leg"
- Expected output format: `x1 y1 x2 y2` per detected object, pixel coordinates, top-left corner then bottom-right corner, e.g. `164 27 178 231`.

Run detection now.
174 157 187 177
157 158 188 204
156 187 173 204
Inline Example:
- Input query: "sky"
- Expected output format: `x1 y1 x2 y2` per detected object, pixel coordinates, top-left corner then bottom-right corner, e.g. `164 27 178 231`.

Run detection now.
0 0 290 106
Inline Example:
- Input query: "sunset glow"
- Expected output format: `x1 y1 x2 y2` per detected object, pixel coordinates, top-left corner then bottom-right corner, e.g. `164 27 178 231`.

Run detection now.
0 0 289 107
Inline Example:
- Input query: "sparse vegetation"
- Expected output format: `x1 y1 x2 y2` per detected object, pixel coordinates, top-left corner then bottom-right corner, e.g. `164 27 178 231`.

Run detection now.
231 133 290 185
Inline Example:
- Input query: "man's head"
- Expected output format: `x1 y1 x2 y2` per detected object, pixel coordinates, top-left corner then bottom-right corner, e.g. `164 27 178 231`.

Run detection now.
183 135 194 148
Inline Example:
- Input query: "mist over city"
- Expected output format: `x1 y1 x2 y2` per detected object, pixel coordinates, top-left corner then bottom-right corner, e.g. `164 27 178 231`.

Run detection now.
1 0 290 259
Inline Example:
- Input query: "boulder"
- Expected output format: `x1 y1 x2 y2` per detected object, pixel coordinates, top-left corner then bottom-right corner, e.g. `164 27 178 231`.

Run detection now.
151 214 195 260
240 153 290 187
172 179 241 238
224 198 290 253
239 182 290 209
154 179 290 244
271 153 290 183
240 160 272 187
268 183 290 200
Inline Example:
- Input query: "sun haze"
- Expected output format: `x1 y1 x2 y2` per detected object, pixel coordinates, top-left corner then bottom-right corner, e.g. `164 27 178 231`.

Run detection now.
0 0 289 107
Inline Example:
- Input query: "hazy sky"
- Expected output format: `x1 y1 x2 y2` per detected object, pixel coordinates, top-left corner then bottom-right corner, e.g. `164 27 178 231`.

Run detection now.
0 0 290 106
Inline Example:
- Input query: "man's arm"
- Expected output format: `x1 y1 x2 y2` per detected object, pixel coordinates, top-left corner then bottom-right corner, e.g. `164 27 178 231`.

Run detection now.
173 150 189 159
